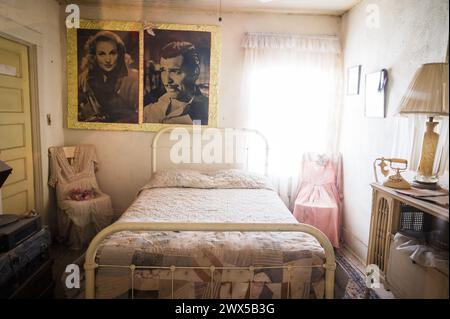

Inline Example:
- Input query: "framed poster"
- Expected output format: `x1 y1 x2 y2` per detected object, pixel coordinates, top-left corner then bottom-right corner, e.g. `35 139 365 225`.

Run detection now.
347 65 361 95
67 20 143 131
67 20 219 131
142 23 219 131
365 69 388 118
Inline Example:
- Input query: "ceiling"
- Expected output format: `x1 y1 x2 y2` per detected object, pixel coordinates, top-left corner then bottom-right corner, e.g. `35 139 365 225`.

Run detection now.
73 0 362 15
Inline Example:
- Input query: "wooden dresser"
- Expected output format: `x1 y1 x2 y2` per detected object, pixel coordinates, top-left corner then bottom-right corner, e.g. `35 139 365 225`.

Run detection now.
367 183 449 298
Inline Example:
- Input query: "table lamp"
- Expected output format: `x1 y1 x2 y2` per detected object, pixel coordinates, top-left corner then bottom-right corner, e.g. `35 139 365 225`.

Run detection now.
398 62 449 189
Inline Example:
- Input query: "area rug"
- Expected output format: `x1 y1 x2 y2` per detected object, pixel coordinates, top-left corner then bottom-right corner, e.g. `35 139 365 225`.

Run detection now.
335 250 379 299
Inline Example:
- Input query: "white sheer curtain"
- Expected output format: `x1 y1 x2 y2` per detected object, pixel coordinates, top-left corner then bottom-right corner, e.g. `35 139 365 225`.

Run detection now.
241 33 343 206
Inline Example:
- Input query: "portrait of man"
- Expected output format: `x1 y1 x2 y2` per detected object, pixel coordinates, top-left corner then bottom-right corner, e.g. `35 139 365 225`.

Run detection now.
76 28 140 124
143 28 212 125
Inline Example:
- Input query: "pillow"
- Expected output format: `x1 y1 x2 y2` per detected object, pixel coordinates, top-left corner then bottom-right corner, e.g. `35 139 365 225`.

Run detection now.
142 169 274 191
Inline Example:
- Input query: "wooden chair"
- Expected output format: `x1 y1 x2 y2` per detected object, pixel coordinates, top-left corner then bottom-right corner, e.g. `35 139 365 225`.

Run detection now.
49 145 114 250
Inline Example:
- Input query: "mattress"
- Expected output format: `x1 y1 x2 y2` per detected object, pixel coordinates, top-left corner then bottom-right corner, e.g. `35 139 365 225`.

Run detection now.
91 169 326 299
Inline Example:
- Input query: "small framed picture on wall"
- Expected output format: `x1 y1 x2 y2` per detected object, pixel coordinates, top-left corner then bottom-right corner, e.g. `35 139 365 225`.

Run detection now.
347 65 361 95
365 69 388 118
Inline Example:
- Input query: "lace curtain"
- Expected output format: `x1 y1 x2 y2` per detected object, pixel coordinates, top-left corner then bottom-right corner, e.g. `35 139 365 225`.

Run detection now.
241 33 343 206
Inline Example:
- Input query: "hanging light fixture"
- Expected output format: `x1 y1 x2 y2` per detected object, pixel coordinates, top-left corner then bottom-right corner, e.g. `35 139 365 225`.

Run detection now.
218 0 222 22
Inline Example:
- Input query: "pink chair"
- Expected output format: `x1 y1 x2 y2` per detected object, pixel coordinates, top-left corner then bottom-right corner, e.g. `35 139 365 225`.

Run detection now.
292 153 343 248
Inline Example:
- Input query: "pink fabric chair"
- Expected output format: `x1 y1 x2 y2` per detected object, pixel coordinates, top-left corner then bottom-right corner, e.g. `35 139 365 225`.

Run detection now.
292 153 343 248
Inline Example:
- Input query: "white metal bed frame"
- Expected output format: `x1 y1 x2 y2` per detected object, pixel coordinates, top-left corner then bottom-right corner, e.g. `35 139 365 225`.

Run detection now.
84 126 336 299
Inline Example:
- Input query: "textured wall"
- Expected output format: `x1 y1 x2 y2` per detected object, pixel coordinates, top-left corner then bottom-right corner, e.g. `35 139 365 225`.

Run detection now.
340 0 449 261
62 4 341 214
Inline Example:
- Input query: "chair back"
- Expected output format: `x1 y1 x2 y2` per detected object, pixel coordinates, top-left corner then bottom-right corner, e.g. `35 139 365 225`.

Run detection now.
62 146 76 166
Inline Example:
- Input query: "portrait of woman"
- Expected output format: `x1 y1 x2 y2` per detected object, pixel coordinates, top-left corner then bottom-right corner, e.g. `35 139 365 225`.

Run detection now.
77 29 140 123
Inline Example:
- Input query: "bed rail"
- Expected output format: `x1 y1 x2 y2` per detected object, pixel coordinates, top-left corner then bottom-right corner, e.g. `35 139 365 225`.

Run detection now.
84 222 336 299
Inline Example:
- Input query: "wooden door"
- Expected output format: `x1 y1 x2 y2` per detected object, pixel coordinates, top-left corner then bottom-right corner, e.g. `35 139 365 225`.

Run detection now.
0 36 35 214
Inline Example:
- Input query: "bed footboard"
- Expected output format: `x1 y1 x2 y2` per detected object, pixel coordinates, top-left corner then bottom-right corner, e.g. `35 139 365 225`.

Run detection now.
84 222 336 299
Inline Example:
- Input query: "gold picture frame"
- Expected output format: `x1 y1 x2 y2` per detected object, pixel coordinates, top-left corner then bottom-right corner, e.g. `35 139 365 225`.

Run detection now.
67 19 143 131
67 20 220 131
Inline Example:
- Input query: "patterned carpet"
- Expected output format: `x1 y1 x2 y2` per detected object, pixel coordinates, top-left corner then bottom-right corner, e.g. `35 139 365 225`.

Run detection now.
335 250 379 299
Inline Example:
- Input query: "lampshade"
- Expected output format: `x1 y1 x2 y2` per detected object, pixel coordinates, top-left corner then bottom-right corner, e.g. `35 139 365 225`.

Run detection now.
398 63 449 116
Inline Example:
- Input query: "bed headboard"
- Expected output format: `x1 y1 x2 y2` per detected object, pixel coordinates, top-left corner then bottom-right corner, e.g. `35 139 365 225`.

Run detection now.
151 126 269 176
